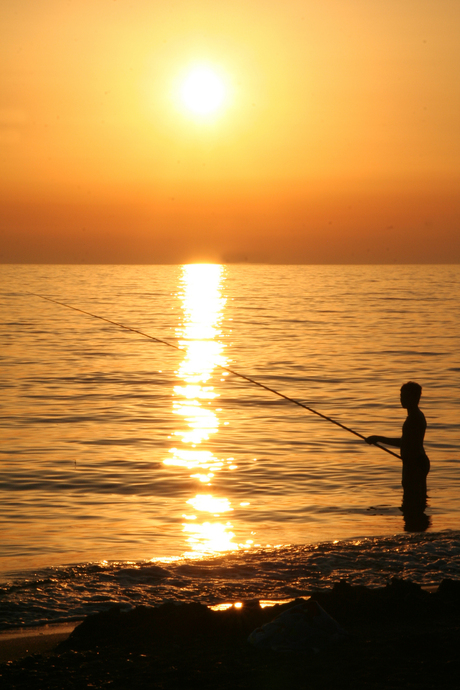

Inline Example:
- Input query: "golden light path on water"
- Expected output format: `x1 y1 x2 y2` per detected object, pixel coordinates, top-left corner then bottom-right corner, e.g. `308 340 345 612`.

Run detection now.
163 264 253 556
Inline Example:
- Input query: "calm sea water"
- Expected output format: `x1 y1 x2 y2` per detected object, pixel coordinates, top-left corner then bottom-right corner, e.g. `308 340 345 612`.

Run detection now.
1 264 459 629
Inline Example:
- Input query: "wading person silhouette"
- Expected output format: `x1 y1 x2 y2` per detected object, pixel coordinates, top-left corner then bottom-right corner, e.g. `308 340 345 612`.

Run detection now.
366 382 430 514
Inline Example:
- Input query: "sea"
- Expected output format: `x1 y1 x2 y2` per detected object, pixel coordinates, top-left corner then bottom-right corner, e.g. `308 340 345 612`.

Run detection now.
1 264 459 630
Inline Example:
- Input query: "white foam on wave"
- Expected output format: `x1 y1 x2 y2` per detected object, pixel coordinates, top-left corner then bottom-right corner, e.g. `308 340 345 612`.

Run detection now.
1 530 459 632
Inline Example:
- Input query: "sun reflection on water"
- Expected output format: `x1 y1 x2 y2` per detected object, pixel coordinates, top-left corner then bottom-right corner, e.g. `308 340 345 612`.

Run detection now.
164 264 244 555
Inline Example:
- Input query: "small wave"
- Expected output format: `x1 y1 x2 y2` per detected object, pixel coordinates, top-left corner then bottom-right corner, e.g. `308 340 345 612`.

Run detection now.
1 531 459 631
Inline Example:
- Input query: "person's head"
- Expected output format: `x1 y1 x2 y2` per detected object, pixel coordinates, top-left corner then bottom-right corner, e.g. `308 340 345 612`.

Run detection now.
400 381 422 408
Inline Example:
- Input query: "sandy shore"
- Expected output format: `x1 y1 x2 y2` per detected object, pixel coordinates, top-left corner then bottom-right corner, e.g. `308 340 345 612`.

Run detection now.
0 623 79 664
1 580 459 689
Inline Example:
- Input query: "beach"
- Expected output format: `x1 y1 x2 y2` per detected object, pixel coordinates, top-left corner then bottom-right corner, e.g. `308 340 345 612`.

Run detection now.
0 623 78 664
1 265 459 687
2 0 460 679
1 580 460 689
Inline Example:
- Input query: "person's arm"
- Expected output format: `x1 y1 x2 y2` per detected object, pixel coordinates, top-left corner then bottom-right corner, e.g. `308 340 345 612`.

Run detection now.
366 435 401 448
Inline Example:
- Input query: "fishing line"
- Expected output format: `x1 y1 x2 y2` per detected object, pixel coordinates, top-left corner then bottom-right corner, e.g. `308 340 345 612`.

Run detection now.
29 292 401 459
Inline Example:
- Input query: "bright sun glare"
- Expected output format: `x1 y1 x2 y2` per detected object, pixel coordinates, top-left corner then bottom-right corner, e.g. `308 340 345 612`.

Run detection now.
181 67 226 115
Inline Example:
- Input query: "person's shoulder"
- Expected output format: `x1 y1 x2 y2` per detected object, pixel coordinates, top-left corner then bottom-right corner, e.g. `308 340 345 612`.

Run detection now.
413 407 427 427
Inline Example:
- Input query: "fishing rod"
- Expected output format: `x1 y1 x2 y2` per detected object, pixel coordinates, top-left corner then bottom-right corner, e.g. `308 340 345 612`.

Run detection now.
29 292 401 460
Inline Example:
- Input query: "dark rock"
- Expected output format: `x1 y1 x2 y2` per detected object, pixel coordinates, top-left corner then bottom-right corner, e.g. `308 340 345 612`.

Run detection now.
438 578 460 599
2 581 460 690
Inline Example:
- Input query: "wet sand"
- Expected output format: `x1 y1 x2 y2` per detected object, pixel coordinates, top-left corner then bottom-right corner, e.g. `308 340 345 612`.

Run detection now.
1 580 459 689
0 623 79 664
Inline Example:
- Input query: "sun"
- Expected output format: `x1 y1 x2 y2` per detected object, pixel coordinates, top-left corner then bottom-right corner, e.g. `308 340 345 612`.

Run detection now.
180 67 226 115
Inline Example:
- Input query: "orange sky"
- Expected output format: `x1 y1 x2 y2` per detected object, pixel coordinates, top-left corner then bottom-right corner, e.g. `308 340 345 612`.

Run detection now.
1 0 459 263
